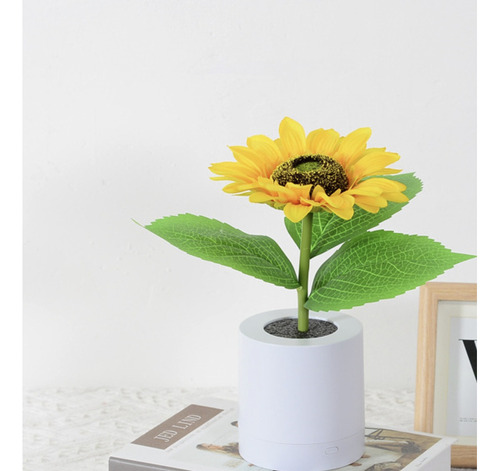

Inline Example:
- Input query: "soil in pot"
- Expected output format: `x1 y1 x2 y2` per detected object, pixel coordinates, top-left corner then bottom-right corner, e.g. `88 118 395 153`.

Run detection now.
264 318 337 339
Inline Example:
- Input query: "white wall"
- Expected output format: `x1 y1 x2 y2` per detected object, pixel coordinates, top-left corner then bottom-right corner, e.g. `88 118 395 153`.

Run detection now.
24 0 476 390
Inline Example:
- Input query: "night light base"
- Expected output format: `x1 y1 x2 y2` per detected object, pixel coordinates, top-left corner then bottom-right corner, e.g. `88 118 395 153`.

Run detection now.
238 309 365 471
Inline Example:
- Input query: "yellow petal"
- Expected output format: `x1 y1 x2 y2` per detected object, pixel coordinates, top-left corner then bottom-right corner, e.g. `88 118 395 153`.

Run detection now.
362 168 402 177
222 182 258 193
360 178 406 192
247 134 284 165
300 198 321 207
283 203 312 223
279 117 307 157
274 138 287 159
355 201 381 213
330 205 355 220
272 185 299 204
335 127 372 167
229 146 268 176
210 162 256 181
382 192 409 203
353 151 400 177
353 195 388 208
306 128 340 156
256 177 293 200
349 165 401 186
318 190 355 209
285 182 313 200
305 129 323 153
346 187 383 197
249 191 274 203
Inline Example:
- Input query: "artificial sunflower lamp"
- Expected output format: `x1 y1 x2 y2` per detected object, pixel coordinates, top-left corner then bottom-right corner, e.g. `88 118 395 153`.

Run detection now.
140 117 474 471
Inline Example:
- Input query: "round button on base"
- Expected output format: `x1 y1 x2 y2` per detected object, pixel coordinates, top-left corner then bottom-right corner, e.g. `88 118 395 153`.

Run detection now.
325 446 339 455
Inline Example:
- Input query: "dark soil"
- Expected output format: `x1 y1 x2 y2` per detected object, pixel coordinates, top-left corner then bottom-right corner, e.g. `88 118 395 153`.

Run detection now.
264 318 337 339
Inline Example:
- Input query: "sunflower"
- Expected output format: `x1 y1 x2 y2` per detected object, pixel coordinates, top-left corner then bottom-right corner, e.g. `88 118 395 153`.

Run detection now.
210 117 408 223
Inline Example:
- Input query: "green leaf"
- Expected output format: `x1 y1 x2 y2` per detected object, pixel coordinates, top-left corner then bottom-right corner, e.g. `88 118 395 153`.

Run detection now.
305 230 475 312
285 173 423 258
144 214 300 289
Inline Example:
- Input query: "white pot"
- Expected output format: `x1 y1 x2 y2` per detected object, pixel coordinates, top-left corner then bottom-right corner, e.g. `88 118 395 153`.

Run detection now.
238 309 365 471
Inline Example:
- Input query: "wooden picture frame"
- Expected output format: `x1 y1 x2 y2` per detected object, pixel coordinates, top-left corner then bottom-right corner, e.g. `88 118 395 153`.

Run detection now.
414 282 477 468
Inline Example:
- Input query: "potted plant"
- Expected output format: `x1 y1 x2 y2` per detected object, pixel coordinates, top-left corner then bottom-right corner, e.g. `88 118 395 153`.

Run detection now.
138 117 474 470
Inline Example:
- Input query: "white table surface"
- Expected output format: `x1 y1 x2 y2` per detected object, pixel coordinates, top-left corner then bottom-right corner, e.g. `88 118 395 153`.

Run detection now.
23 387 474 471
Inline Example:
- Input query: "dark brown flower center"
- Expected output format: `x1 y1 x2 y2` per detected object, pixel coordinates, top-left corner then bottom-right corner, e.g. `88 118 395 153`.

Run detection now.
271 155 349 196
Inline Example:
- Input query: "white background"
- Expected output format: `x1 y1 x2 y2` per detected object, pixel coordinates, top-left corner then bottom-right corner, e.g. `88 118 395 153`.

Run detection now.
24 0 476 390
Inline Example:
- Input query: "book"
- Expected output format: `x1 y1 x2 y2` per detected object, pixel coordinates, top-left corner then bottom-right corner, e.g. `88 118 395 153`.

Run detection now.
109 397 454 471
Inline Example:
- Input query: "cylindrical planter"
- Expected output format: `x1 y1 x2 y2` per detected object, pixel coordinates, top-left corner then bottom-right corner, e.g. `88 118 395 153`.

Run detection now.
238 309 365 471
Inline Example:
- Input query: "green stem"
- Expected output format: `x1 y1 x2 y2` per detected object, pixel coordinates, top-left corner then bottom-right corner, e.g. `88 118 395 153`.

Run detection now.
297 212 313 332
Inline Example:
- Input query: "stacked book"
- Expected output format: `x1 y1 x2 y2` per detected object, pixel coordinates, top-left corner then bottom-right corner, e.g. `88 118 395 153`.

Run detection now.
109 397 454 471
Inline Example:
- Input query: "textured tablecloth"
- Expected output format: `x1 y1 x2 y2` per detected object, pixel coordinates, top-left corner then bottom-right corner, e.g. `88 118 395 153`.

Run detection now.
23 387 473 471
